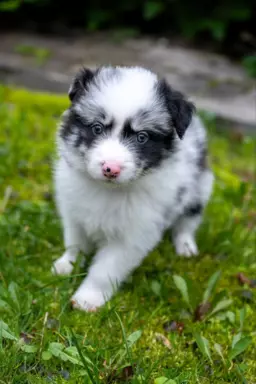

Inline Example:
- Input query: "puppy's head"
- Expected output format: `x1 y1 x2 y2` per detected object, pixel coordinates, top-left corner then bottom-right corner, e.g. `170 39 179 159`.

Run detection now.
59 66 195 184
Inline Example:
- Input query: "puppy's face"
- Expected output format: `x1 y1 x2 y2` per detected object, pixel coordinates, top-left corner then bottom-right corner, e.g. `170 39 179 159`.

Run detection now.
59 66 194 184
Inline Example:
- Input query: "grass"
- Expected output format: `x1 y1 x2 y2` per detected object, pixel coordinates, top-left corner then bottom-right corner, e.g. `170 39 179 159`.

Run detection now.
14 44 51 65
0 85 255 384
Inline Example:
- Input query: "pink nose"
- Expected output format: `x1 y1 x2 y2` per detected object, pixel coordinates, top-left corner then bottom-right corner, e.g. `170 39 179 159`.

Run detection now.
102 162 121 178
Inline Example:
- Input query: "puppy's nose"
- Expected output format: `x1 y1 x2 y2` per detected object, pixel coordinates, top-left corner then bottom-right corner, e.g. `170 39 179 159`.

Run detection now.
102 162 121 178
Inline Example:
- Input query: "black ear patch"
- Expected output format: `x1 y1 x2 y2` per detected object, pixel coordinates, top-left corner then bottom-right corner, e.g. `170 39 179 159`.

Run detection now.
68 67 95 102
158 79 195 139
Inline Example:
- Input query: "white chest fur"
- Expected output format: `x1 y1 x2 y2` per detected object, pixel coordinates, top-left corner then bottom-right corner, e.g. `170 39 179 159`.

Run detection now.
54 156 188 247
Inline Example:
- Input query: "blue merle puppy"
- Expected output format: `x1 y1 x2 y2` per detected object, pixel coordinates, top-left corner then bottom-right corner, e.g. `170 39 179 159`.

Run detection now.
52 66 214 311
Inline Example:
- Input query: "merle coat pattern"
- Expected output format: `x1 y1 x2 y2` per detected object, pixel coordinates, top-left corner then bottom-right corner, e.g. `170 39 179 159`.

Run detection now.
53 66 214 311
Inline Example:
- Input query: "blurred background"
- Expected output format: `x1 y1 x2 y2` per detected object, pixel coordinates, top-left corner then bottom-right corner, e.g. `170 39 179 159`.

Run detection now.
0 0 255 129
0 0 255 57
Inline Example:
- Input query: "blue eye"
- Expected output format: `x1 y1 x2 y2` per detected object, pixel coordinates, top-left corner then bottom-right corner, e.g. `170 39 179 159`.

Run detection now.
92 124 103 135
137 131 149 144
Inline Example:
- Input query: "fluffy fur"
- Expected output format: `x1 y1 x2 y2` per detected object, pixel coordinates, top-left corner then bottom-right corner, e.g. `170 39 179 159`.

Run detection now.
52 66 214 311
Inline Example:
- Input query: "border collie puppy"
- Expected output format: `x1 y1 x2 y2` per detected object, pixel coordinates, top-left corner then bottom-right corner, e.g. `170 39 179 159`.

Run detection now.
52 66 214 311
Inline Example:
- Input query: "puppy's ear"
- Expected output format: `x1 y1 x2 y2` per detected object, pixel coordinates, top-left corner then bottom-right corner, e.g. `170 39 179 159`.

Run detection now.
68 67 95 102
158 79 195 139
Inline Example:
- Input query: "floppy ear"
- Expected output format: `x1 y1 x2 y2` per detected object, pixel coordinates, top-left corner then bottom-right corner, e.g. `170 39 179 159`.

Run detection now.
68 67 95 102
158 79 195 139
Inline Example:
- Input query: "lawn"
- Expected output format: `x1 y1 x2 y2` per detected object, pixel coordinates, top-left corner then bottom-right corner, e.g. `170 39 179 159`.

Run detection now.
0 86 255 384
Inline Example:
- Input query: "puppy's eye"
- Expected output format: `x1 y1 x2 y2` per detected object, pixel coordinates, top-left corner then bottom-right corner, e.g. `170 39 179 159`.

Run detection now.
92 124 104 135
137 131 149 144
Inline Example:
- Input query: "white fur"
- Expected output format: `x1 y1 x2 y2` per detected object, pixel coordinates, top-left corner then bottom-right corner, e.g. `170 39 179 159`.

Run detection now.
78 67 158 124
53 113 213 311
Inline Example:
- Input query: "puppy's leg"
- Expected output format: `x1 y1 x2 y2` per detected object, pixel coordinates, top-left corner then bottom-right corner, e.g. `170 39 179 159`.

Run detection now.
172 209 202 257
52 217 85 275
173 170 213 257
71 242 147 311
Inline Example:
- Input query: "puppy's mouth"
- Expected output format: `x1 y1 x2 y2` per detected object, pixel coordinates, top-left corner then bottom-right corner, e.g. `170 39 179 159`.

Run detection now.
103 179 124 188
99 173 137 187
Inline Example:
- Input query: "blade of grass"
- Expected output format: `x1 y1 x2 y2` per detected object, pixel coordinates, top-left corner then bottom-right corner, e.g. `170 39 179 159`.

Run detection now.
115 311 132 364
36 272 87 291
173 275 192 312
202 270 221 303
214 343 226 364
70 329 97 384
194 333 212 363
228 336 252 361
239 307 246 332
205 299 233 320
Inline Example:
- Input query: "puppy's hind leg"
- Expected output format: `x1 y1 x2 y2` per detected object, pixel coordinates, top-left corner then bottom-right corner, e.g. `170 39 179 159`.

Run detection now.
172 170 214 257
172 205 202 257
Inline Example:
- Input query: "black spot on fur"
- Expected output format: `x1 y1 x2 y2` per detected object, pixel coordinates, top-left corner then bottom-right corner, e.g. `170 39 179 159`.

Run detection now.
121 119 176 171
177 186 187 204
184 203 202 216
157 79 195 139
197 143 208 170
68 68 95 102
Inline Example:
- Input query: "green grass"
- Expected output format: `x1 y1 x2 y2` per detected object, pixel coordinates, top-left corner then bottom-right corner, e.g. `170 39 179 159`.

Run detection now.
0 85 255 384
14 44 51 65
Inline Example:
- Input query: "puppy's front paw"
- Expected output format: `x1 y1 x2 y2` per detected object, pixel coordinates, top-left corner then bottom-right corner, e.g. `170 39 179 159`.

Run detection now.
71 286 106 312
51 255 74 275
174 235 198 257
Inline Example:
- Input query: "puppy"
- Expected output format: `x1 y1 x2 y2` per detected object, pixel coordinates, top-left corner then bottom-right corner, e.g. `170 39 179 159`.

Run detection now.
52 66 214 311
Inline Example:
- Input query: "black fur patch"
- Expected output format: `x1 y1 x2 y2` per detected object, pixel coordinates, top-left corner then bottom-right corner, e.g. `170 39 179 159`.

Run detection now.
157 79 195 139
60 109 113 149
121 120 176 171
68 68 95 102
184 203 202 216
